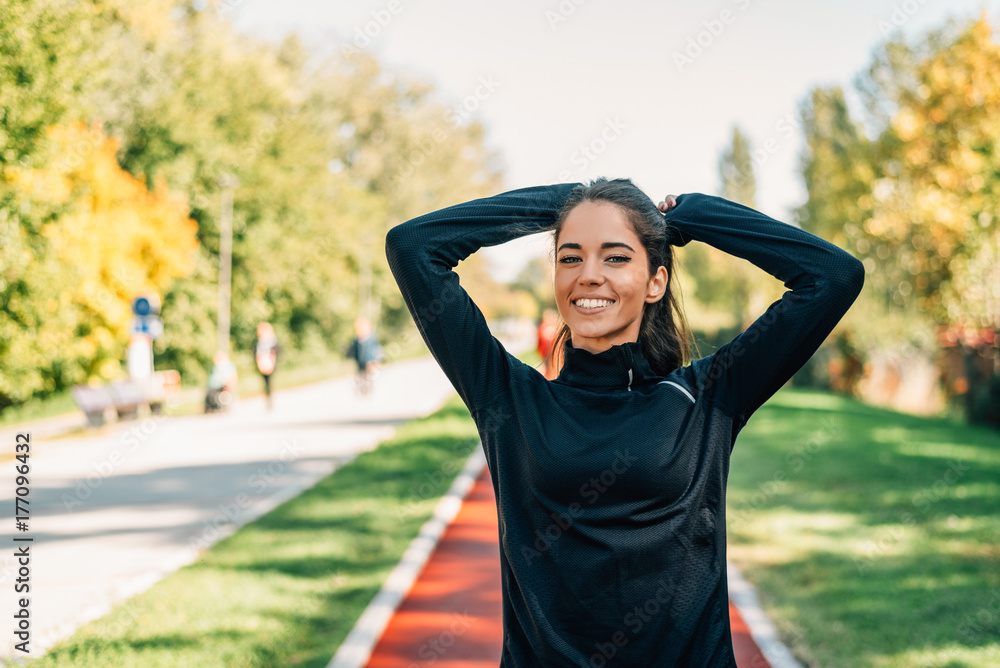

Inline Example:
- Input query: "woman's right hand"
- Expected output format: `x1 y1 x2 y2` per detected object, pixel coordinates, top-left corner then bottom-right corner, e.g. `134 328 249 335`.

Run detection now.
657 195 678 213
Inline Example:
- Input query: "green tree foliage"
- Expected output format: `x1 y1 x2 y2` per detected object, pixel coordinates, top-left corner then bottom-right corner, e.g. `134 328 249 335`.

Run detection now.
0 0 503 410
798 12 1000 422
802 13 1000 340
0 0 137 408
795 87 878 248
512 255 556 321
677 126 784 345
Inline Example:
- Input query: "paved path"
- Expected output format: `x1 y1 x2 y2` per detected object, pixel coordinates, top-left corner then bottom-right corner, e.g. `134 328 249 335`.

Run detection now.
364 467 776 668
0 352 471 659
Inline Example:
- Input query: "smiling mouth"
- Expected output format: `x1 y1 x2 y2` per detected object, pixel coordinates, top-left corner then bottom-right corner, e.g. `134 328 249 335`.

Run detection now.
572 298 615 311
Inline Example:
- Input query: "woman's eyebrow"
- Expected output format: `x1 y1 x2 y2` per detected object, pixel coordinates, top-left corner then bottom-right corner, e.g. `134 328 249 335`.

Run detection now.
556 242 636 252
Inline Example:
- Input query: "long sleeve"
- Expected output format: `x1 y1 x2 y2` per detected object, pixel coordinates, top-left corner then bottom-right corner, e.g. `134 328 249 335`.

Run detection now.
665 192 865 430
385 183 581 415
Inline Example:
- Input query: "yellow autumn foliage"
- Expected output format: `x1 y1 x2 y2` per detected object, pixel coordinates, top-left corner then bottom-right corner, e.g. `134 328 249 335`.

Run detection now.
8 122 198 378
864 13 1000 322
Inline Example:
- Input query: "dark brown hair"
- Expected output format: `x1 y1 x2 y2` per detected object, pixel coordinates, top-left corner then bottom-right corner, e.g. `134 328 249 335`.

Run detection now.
547 177 693 377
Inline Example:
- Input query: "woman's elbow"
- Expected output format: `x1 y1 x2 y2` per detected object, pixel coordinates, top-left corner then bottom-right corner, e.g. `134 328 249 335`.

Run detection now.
385 222 417 267
825 253 866 304
844 255 866 293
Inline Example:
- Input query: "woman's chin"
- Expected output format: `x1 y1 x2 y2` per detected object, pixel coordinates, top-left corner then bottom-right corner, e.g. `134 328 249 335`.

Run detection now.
568 327 613 345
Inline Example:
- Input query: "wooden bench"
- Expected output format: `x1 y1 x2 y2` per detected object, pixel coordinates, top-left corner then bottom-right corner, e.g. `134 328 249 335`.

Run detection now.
71 371 181 427
71 385 115 428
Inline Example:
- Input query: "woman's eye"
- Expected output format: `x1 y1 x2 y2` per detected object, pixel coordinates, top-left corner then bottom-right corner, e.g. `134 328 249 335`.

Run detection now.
557 255 630 265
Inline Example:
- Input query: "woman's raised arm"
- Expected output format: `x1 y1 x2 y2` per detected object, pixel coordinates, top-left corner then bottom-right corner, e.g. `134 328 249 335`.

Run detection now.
662 192 865 433
385 183 580 415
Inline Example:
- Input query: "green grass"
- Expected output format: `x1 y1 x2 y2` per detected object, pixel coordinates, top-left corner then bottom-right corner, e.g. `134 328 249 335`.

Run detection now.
0 390 78 428
727 387 1000 668
30 393 481 668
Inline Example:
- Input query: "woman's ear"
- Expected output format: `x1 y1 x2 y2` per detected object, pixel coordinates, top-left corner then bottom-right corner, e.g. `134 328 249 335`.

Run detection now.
645 266 668 303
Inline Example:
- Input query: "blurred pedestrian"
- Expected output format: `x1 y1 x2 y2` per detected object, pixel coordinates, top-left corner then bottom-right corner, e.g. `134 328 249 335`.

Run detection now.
254 321 280 409
346 316 383 396
536 308 561 380
205 350 238 413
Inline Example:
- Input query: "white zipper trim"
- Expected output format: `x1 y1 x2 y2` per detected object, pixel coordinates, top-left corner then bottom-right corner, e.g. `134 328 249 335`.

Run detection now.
627 368 633 392
658 380 696 404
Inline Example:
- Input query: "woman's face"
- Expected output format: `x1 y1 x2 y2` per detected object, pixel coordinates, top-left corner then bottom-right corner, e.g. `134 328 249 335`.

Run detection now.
554 201 667 355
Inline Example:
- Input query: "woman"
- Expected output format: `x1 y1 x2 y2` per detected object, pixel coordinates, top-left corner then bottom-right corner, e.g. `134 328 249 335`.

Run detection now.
385 178 864 666
253 321 280 409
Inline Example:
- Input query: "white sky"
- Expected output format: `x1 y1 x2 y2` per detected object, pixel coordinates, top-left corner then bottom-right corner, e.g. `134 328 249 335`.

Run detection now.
232 0 1000 281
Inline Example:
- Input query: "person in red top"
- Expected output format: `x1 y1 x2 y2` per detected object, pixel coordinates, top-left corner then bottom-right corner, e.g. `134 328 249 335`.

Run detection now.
536 308 561 380
253 321 280 410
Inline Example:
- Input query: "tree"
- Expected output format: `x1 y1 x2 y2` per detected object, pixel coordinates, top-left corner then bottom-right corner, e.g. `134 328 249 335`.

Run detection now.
1 123 197 405
797 12 1000 423
0 0 505 410
676 126 783 351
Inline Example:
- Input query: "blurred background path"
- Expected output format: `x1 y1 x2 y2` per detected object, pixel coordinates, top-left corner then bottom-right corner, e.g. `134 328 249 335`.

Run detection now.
0 350 481 658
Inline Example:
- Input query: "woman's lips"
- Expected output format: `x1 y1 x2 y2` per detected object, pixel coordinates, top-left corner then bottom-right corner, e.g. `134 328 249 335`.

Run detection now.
572 298 615 314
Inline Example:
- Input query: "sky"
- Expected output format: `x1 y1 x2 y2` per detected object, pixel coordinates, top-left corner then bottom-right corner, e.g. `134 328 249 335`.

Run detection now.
231 0 1000 282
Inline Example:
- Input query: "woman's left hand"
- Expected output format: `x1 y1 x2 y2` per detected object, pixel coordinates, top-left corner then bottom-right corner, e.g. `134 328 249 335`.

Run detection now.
657 195 678 213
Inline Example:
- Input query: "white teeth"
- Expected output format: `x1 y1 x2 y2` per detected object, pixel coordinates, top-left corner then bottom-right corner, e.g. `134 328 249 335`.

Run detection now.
574 299 614 309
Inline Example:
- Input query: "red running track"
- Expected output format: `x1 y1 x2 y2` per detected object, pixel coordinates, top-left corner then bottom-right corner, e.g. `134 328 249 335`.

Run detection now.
365 467 772 668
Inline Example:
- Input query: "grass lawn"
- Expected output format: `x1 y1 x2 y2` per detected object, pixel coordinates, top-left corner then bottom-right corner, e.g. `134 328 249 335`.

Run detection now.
31 393 481 668
727 387 1000 668
25 347 997 667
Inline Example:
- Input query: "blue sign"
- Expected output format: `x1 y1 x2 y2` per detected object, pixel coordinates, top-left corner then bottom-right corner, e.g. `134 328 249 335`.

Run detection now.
132 295 161 316
131 315 163 340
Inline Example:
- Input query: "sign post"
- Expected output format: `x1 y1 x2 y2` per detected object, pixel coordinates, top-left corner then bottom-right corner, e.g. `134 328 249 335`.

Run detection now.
128 294 162 382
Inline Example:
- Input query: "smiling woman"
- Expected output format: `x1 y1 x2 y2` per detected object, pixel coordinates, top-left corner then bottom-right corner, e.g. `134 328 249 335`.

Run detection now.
549 178 690 374
385 177 865 666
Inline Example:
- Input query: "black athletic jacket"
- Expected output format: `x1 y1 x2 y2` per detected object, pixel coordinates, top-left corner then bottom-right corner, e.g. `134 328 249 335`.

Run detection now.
385 183 864 667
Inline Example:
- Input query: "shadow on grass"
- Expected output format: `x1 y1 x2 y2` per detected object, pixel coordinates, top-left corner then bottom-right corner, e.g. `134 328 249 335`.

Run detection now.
728 388 1000 667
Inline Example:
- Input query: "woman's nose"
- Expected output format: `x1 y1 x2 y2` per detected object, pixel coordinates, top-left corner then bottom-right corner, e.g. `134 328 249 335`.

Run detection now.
578 258 604 285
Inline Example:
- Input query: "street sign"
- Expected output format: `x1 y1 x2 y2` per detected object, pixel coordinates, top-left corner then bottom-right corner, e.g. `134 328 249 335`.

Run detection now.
132 294 161 316
131 315 163 339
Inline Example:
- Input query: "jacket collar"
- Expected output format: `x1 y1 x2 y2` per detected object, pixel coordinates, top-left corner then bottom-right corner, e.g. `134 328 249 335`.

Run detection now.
555 335 658 391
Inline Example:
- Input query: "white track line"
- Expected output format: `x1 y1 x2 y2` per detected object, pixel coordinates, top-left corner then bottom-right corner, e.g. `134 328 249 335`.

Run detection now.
727 561 804 668
326 446 487 668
